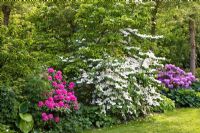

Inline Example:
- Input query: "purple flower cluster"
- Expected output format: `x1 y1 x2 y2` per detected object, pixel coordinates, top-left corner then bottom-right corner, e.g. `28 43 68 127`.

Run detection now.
157 64 196 89
38 68 78 123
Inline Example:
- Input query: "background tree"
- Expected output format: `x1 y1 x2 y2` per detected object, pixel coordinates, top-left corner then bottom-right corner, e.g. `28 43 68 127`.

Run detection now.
155 1 200 69
189 14 196 75
151 0 160 36
0 2 14 26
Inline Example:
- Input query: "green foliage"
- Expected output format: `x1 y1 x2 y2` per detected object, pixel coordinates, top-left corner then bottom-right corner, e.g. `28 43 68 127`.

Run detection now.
17 103 34 133
0 22 39 84
19 113 33 122
18 117 34 133
0 123 16 133
156 2 200 68
50 116 91 133
166 89 200 107
38 105 118 133
29 1 156 79
191 81 200 92
20 76 51 130
1 1 200 133
0 86 18 125
78 106 118 128
152 95 175 113
19 102 29 114
21 76 50 106
195 68 200 78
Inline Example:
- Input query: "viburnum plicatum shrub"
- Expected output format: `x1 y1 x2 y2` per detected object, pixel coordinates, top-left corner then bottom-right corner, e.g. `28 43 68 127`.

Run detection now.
37 68 78 123
157 64 196 89
61 46 163 119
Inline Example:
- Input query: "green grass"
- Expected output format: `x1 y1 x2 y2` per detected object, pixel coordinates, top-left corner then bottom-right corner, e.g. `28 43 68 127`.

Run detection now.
84 108 200 133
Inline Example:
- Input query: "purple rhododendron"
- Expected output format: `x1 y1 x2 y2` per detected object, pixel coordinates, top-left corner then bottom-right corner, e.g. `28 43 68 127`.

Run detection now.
157 64 196 89
38 68 78 123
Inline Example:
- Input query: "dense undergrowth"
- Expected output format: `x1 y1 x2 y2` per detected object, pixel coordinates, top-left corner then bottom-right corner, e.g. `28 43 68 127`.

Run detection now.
1 1 200 133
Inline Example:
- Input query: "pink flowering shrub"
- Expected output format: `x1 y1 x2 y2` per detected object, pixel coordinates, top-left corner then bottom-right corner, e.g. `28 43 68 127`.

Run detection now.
38 68 78 123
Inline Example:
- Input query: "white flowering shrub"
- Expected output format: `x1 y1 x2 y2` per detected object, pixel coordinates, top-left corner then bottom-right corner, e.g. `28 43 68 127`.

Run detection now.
61 47 164 119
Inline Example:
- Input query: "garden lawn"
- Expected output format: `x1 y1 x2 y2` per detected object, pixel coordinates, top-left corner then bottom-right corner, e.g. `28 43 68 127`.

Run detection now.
84 108 200 133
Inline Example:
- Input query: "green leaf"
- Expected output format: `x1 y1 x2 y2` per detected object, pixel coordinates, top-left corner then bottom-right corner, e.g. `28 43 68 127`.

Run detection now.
19 119 34 133
19 102 29 113
19 113 33 122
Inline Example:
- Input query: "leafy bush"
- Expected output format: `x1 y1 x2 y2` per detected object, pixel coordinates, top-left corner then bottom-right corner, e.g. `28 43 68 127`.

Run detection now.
166 89 200 107
0 123 16 133
35 105 118 133
0 23 39 84
61 46 163 120
157 64 196 89
21 76 50 110
152 95 175 113
191 81 200 92
15 75 51 132
77 105 118 128
195 68 200 79
0 86 18 125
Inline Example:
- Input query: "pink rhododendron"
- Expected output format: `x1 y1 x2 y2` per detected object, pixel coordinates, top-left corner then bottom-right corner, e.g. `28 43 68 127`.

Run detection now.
67 92 72 96
48 97 53 101
70 95 77 101
55 89 62 95
52 81 58 87
56 71 62 75
57 84 65 89
68 82 75 89
62 81 67 85
45 100 55 109
58 101 64 107
42 112 46 117
58 95 64 100
38 101 44 108
61 89 67 95
54 73 63 81
54 116 60 123
48 68 55 73
42 113 49 121
65 96 70 101
48 76 52 81
48 114 54 120
38 69 79 123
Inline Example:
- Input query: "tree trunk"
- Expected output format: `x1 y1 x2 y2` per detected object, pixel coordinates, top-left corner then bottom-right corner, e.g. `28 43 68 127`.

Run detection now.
2 4 11 26
189 16 196 75
151 0 160 36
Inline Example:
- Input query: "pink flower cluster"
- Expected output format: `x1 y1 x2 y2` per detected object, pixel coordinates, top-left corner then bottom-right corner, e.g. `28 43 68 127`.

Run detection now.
41 112 60 123
38 68 78 123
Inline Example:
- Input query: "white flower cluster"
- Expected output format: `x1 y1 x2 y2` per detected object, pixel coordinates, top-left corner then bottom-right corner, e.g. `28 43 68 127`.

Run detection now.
120 28 163 39
61 47 164 118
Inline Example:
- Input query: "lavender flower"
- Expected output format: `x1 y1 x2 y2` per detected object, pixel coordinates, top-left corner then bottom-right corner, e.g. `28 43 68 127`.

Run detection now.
157 64 196 89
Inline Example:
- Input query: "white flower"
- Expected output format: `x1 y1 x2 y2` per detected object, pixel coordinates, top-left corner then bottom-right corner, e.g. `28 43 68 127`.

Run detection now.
66 45 163 117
